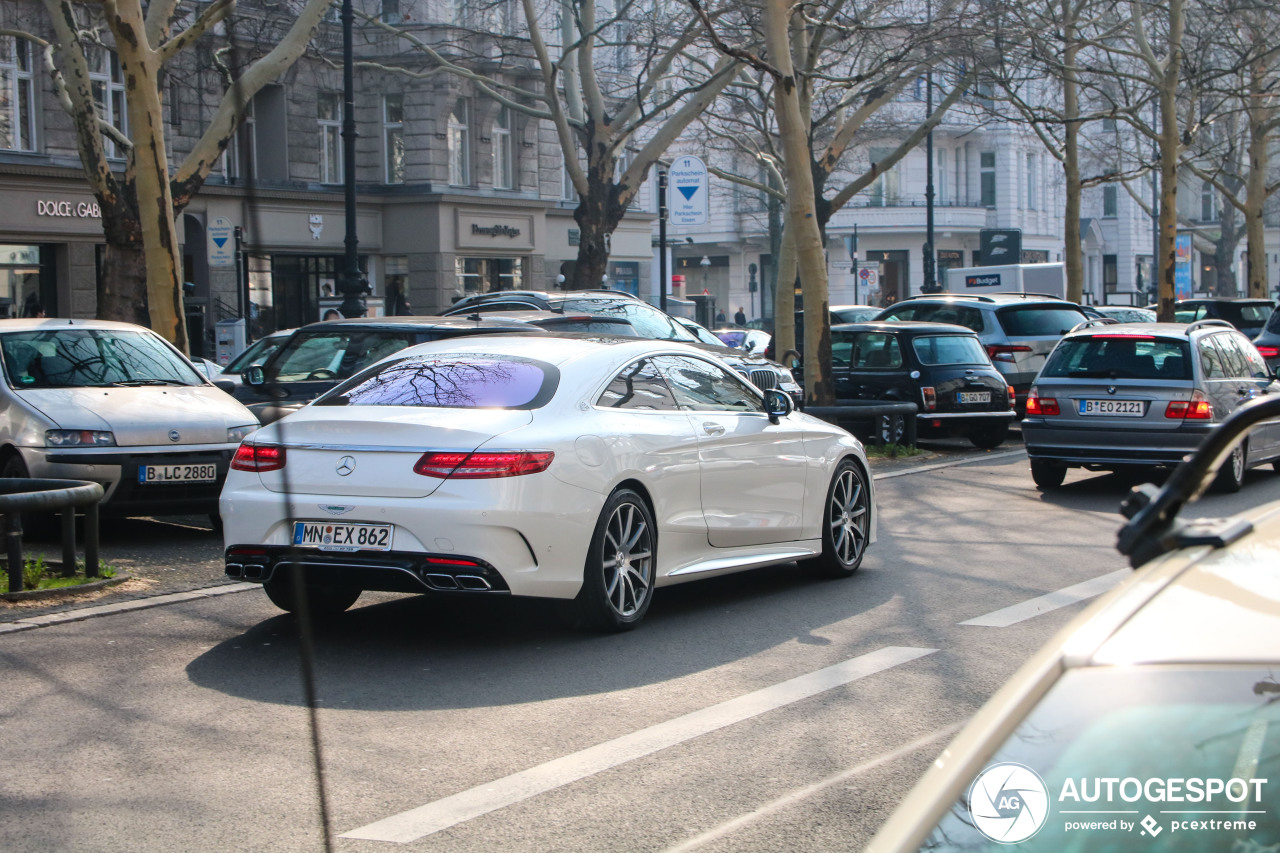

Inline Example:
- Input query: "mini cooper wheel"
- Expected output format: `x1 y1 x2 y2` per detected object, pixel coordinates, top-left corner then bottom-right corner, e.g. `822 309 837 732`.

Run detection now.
263 577 362 616
1213 442 1247 493
804 459 869 578
1030 460 1067 489
574 488 655 632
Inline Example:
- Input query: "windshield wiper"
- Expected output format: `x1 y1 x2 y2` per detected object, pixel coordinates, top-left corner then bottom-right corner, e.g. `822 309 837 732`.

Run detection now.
108 378 190 386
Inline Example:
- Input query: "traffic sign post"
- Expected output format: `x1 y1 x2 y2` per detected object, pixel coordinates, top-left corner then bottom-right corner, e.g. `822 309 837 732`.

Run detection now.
208 217 235 267
668 155 709 226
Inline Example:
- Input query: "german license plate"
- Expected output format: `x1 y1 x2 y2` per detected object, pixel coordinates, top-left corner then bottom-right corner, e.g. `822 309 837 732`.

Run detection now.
957 391 991 404
292 521 393 552
1079 399 1145 417
138 463 218 484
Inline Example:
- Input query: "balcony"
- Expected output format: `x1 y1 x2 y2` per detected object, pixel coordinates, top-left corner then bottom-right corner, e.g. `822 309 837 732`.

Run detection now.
828 199 991 232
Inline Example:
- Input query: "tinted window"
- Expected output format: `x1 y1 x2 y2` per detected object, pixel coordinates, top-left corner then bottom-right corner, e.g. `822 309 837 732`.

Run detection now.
717 331 748 348
538 318 638 336
1267 309 1280 333
1 329 202 388
997 305 1088 336
918 667 1280 852
317 355 557 409
913 335 990 366
878 303 987 332
654 355 762 412
851 333 904 369
1042 336 1191 380
267 330 417 382
225 334 287 373
1222 303 1273 325
597 359 678 410
559 298 695 342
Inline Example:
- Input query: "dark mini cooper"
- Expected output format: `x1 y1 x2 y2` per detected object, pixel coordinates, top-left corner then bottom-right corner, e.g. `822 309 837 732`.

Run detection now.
831 321 1016 448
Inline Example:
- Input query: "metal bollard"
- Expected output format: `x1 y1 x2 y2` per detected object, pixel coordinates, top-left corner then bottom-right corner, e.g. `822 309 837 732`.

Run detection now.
61 509 77 577
6 512 23 592
84 504 99 578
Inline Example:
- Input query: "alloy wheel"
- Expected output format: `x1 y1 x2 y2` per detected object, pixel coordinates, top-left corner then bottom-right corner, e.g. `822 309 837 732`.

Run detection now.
601 501 653 618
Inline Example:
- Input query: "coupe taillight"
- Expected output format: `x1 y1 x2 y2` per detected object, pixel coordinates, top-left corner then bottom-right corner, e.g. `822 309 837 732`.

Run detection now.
1166 390 1213 420
987 344 1033 363
1257 345 1279 359
413 451 555 479
231 443 286 472
1025 388 1059 416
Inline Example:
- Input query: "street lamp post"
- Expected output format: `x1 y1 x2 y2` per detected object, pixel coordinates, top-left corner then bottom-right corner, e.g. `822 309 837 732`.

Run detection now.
922 0 937 294
337 0 367 319
658 168 668 312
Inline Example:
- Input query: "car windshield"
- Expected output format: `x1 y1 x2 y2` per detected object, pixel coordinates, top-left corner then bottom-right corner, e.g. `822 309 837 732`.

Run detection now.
912 335 990 366
225 334 287 374
1223 303 1273 325
0 329 203 388
878 303 987 332
1098 308 1157 324
1041 336 1191 380
997 305 1089 336
265 329 418 382
316 354 558 409
717 331 748 348
558 298 696 342
917 666 1280 851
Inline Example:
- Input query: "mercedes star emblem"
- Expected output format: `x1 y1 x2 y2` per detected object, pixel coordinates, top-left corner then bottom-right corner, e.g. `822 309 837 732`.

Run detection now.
336 455 357 476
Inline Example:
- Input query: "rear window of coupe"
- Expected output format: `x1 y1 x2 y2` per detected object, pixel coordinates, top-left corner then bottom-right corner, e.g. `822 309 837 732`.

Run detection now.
316 355 559 409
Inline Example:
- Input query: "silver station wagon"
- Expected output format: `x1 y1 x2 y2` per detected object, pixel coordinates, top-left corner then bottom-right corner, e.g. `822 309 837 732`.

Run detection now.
0 319 259 518
1022 319 1280 491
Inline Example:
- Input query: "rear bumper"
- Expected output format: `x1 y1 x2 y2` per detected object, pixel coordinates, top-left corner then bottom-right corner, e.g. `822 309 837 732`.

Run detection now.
23 446 234 515
225 546 511 594
1022 419 1212 467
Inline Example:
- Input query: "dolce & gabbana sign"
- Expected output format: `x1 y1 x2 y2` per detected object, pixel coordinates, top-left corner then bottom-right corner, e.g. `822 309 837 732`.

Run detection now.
37 199 101 219
457 210 535 251
471 223 522 238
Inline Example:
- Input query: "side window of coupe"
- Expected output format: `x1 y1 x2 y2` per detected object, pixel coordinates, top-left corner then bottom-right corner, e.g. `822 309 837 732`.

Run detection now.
852 333 903 369
597 358 679 410
653 355 763 413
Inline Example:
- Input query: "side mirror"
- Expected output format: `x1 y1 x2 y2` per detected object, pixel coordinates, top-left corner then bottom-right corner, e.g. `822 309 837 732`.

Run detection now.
244 365 266 387
763 388 793 423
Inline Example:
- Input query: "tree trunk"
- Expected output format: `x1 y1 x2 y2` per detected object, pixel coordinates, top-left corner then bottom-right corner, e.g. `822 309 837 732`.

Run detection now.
1245 84 1270 299
774 219 797 359
569 153 622 290
98 242 152 328
1213 202 1242 298
1152 0 1184 323
1062 31 1084 304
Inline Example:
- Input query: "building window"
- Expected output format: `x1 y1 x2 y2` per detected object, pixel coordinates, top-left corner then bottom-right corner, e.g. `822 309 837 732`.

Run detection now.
1201 181 1216 221
454 257 523 299
869 147 899 206
492 105 512 189
318 93 343 185
937 150 948 205
562 152 577 200
1103 254 1118 293
1025 152 1036 209
384 94 404 184
0 37 35 152
955 147 964 203
448 99 470 186
87 45 128 158
1103 185 1118 218
980 152 996 207
223 98 256 181
380 0 400 22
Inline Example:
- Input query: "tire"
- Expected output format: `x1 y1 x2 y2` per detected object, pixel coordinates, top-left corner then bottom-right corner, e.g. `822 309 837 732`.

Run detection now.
1030 460 1067 489
803 459 870 577
879 412 906 445
208 513 224 536
1212 442 1247 493
0 454 28 479
969 423 1009 450
573 488 656 632
262 576 361 616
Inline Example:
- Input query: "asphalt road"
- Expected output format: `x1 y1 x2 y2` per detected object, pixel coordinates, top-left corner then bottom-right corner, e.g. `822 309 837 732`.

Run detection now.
3 445 1278 852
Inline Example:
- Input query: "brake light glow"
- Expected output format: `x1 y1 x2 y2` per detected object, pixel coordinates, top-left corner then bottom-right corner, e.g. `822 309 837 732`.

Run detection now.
413 451 555 479
231 443 286 472
1025 389 1059 416
987 344 1033 363
1091 334 1155 340
1257 345 1279 359
1165 390 1212 420
921 387 937 411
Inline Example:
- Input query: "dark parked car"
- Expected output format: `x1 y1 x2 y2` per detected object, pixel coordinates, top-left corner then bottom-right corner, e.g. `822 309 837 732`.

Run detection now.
235 315 545 423
1251 303 1280 371
831 321 1016 448
1174 297 1275 337
443 289 698 342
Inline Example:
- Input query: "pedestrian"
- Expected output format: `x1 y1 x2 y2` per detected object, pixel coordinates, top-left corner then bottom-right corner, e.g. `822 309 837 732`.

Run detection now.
387 280 413 316
716 308 726 323
323 308 341 321
734 306 746 325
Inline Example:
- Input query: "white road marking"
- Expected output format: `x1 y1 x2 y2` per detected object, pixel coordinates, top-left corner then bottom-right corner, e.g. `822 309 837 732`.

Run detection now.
959 569 1129 627
340 646 938 844
660 722 964 853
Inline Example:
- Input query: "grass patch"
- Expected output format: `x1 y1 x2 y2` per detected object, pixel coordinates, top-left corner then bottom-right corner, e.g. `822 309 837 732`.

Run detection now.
1 557 118 594
865 442 929 459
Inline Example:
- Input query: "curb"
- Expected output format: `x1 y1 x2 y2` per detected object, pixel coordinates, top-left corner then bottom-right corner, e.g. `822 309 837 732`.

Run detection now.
1 572 131 602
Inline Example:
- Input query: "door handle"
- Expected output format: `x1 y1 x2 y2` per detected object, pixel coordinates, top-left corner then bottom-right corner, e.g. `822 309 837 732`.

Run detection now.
702 422 726 435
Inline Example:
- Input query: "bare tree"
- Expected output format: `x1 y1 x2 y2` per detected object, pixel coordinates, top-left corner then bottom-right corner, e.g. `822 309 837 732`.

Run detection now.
11 0 331 348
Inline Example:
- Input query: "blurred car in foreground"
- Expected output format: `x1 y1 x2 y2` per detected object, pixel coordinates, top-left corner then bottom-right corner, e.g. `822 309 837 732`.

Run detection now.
222 336 873 629
0 319 258 517
233 315 544 423
867 394 1280 852
1175 297 1275 338
1022 319 1280 491
831 321 1016 448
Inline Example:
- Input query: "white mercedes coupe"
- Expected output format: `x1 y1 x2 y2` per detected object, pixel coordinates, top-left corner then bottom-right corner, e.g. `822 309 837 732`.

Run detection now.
221 335 875 631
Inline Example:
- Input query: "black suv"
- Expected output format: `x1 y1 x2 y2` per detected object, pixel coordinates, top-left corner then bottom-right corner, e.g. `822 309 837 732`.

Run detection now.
443 290 698 342
235 315 544 423
832 321 1016 448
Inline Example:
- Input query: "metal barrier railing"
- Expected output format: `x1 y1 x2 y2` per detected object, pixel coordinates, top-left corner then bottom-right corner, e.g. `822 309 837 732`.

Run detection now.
0 479 105 593
803 401 920 446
